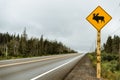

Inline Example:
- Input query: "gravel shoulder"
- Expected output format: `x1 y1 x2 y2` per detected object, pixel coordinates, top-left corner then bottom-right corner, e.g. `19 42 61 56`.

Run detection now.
64 54 100 80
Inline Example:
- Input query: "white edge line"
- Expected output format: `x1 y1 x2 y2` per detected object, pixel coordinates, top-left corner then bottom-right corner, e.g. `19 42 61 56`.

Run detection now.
30 54 85 80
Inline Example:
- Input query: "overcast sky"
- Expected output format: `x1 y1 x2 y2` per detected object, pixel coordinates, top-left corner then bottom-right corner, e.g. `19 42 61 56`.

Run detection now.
0 0 120 53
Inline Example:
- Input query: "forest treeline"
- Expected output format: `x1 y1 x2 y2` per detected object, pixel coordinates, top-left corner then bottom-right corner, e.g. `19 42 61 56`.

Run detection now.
0 29 76 58
103 35 120 54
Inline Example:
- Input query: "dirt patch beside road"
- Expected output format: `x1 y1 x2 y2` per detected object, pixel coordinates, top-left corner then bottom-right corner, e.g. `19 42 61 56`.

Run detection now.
64 54 100 80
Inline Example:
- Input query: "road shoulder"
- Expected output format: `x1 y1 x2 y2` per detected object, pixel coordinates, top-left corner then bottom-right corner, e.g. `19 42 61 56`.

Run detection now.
64 54 99 80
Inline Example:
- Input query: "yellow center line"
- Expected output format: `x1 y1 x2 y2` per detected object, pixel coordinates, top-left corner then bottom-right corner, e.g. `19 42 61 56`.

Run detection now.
0 54 77 68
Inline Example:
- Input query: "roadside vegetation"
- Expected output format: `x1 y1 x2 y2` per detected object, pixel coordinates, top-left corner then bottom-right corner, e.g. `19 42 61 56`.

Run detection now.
0 28 76 60
88 35 120 80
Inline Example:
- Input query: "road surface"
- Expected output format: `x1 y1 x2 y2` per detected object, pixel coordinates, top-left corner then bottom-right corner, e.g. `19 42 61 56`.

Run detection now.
0 53 85 80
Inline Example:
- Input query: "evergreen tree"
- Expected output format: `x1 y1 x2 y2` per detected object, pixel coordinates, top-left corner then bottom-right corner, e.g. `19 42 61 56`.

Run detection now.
104 36 112 53
39 35 44 55
112 36 119 53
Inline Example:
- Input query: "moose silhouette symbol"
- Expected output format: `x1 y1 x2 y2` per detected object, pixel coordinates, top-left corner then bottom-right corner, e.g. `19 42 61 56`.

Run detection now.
93 13 105 23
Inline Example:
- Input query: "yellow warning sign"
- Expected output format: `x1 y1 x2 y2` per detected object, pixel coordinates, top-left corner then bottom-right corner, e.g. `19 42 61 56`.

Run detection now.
86 6 112 31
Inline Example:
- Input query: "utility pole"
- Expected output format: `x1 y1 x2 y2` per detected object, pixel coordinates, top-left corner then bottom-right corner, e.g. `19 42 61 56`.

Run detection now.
5 45 8 57
118 41 120 70
14 45 16 55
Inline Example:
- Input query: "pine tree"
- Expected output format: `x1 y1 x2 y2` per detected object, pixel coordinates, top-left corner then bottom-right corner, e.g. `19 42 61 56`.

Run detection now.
104 36 112 53
40 35 44 55
112 36 119 53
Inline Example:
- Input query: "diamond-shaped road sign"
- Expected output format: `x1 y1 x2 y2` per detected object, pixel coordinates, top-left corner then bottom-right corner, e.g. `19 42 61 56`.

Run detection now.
86 6 112 31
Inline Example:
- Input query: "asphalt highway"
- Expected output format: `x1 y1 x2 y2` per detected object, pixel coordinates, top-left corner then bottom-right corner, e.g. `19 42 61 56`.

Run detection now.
0 53 85 80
